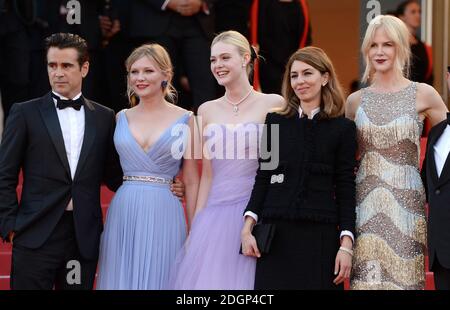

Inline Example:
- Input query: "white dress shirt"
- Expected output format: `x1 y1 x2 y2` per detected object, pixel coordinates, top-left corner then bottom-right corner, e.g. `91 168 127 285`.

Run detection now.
244 106 355 243
434 124 450 178
52 91 85 211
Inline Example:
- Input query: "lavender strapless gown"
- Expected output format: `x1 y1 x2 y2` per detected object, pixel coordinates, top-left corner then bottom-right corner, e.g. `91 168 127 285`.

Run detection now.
168 123 260 290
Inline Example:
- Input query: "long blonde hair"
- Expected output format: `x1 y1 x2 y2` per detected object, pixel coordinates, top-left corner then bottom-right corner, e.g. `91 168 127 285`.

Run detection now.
361 15 411 83
277 46 345 119
125 44 177 106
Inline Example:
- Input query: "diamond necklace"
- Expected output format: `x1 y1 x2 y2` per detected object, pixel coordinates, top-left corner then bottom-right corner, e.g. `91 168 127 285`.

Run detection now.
224 88 253 116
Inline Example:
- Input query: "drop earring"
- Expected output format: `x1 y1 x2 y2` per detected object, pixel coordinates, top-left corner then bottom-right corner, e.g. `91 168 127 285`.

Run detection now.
161 80 168 89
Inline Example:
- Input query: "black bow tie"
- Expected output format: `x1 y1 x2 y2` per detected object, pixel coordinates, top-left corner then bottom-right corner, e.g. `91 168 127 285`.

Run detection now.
52 93 84 111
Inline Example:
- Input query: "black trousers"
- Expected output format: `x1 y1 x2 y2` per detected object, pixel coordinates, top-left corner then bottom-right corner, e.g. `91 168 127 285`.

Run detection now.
10 211 98 290
432 257 450 290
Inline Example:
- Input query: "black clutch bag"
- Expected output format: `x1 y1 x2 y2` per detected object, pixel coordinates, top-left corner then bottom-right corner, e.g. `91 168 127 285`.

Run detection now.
253 223 276 254
240 223 276 255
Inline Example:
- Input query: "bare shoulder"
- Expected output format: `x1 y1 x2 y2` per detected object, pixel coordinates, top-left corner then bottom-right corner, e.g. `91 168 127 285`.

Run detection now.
115 108 128 121
125 105 138 115
257 92 285 110
416 82 448 126
346 90 362 106
197 98 221 124
345 90 362 120
167 103 191 118
416 82 440 98
416 82 446 110
197 99 219 116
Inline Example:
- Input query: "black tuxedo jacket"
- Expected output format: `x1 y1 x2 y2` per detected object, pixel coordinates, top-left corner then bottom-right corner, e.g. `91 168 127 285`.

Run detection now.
0 92 122 260
128 0 216 40
421 120 450 269
245 112 357 234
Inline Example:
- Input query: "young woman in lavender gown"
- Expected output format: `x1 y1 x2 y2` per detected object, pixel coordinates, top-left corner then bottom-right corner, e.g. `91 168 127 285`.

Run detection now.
169 30 284 289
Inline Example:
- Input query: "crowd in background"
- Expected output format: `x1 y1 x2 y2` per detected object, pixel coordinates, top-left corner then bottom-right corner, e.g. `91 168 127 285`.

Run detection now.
0 0 312 121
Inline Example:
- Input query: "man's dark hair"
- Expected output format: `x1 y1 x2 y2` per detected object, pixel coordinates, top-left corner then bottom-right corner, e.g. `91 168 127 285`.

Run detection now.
45 33 89 68
396 0 419 17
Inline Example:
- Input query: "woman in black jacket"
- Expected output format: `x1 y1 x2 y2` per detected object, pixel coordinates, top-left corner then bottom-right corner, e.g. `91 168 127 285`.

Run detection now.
240 47 357 289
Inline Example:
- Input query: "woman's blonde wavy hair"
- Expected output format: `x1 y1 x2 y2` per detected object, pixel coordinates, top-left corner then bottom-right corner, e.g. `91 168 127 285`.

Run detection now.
125 44 177 106
361 15 411 83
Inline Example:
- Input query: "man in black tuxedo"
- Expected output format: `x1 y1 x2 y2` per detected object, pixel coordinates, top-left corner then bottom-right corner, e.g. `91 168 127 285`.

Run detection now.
421 111 450 290
0 33 123 290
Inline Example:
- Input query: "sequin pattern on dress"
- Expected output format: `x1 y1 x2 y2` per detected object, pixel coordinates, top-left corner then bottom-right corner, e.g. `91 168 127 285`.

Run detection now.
350 82 426 290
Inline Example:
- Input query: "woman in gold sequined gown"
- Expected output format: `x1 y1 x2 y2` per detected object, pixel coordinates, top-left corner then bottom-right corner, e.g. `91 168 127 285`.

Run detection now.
345 15 448 290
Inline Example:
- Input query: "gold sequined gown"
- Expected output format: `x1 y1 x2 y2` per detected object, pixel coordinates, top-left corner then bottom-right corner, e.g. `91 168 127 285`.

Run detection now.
350 82 426 290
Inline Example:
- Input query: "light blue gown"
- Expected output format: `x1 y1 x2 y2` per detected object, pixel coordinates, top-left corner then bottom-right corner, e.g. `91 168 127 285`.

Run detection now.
96 111 191 290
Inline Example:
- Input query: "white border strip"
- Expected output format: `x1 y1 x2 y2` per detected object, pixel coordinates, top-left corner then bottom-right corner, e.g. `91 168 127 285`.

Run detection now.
444 0 449 101
422 0 433 45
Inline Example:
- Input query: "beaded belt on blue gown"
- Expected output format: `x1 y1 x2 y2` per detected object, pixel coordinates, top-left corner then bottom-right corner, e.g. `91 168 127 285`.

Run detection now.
123 175 173 185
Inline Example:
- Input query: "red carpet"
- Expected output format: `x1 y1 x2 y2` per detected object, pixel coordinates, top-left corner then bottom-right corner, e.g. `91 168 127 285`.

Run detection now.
0 138 435 290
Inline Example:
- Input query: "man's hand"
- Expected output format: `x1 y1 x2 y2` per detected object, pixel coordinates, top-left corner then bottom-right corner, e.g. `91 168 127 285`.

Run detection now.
167 0 202 16
99 15 121 46
8 231 15 244
166 0 183 11
171 177 185 201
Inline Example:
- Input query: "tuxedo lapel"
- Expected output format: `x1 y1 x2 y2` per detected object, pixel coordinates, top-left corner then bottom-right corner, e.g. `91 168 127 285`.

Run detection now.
39 92 71 177
74 98 96 180
428 121 449 187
